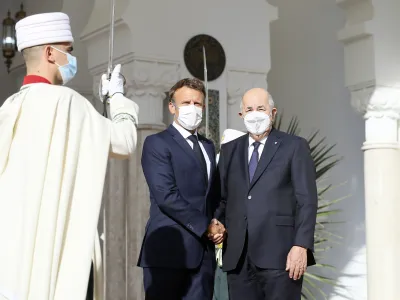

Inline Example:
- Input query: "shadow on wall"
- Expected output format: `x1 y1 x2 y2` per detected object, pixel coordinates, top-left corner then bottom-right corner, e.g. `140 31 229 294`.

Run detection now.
267 0 366 299
0 71 18 106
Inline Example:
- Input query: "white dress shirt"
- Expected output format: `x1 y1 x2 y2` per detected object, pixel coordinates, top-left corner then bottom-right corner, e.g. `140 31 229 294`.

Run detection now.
248 135 268 162
173 122 211 179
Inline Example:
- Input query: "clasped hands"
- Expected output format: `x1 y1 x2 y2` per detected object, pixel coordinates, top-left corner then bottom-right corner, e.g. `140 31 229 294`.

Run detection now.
205 221 307 280
206 219 226 245
205 219 306 280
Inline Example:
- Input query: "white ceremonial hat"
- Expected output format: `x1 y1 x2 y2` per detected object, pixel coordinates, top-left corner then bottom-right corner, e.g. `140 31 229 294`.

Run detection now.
220 129 246 145
16 12 74 52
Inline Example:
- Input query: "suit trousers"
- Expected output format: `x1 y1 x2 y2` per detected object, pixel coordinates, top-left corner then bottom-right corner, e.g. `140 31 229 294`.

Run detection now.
227 234 303 300
143 245 216 300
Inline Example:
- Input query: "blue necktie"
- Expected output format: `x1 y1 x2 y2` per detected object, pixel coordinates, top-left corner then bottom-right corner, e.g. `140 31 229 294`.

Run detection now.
188 135 208 185
249 142 261 182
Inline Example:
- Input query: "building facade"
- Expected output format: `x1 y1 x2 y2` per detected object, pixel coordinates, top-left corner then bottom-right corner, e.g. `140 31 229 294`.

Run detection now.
2 0 399 299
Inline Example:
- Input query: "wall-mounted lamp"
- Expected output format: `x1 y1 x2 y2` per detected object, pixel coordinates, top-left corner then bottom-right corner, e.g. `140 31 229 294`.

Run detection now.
15 4 27 23
2 4 26 73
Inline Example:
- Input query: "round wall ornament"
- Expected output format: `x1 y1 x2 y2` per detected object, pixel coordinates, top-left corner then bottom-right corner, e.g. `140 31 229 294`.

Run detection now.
183 34 226 81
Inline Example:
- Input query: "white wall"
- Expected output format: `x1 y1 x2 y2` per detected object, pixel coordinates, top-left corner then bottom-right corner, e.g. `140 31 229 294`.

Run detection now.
123 0 276 134
267 0 366 299
127 0 272 71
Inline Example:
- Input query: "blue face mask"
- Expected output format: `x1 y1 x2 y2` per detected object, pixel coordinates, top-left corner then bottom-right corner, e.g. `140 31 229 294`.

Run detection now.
51 46 77 85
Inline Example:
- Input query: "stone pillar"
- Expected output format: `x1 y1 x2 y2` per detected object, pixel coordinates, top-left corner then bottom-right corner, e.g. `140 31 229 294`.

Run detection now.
100 58 180 300
338 0 400 298
351 87 400 299
81 2 181 298
102 121 166 300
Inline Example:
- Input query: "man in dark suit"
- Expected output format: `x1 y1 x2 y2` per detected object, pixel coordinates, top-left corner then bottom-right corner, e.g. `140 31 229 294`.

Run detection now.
138 78 225 300
215 88 318 300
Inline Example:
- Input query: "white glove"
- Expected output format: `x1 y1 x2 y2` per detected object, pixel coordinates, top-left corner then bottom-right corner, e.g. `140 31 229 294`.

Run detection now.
100 64 125 100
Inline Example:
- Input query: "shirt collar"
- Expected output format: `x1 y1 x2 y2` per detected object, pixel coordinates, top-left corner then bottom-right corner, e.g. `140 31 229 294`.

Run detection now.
22 75 51 86
173 121 198 140
248 135 268 148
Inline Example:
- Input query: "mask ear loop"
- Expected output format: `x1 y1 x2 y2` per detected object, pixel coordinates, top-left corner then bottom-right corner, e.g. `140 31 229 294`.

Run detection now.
51 46 68 68
51 46 68 55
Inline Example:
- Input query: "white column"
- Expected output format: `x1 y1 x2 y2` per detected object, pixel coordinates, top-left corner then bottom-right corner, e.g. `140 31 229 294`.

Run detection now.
99 58 179 299
338 0 400 298
80 2 181 298
351 87 400 299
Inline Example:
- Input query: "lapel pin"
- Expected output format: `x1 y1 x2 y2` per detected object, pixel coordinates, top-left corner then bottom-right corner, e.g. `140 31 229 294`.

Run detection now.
274 142 278 145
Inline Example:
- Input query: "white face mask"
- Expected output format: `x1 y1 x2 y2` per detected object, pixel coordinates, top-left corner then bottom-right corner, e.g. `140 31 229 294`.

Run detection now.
51 46 77 85
244 111 272 135
176 104 203 131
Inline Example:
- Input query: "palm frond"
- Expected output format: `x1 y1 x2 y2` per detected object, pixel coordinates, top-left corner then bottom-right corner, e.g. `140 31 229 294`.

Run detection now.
276 113 346 299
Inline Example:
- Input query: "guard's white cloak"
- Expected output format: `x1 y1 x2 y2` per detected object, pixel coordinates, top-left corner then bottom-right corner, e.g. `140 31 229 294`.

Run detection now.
0 83 138 300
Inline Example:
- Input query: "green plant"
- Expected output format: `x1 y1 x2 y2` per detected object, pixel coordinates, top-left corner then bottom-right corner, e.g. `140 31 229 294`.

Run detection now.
275 114 345 300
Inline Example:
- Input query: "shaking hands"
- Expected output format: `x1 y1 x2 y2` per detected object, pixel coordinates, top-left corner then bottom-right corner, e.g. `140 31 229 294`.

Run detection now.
206 219 226 245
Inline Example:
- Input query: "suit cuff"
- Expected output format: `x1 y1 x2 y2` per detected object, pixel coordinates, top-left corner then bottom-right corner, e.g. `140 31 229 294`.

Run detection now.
294 237 314 252
186 216 209 239
213 211 225 226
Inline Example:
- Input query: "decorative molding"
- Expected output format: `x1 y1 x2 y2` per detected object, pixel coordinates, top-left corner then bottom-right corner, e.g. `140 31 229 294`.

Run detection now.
349 80 375 114
265 1 279 22
126 57 180 125
129 57 180 91
226 68 268 105
137 124 166 131
362 142 400 151
337 0 376 101
91 54 181 99
89 53 179 76
89 52 136 76
336 0 364 10
336 0 373 25
337 23 372 44
80 9 133 78
350 83 400 120
81 18 125 43
80 0 128 39
90 55 180 125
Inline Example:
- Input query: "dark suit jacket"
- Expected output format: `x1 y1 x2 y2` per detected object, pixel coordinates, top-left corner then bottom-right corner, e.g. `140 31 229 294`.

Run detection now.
137 124 220 269
215 129 318 272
